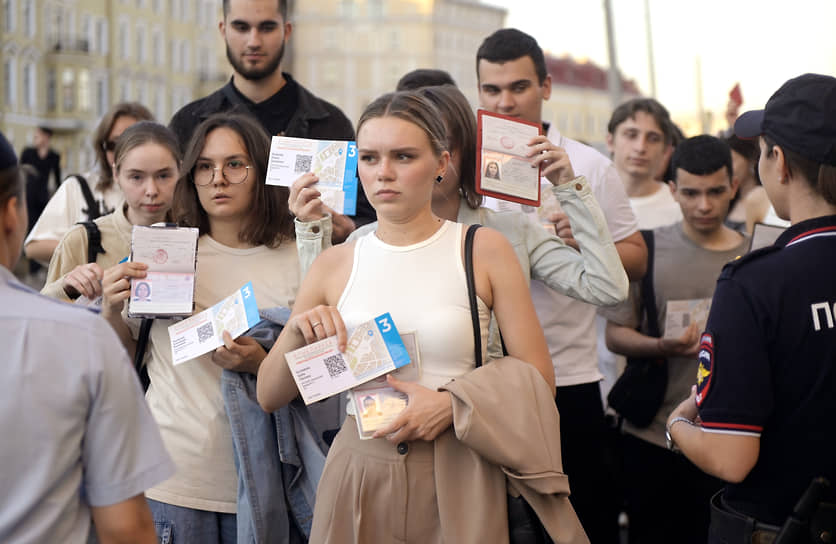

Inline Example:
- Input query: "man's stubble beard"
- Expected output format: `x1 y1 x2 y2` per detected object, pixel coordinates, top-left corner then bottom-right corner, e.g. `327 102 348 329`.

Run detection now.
226 40 285 81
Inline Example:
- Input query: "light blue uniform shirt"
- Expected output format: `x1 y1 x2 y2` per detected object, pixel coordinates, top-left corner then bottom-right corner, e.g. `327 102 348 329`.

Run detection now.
0 266 175 543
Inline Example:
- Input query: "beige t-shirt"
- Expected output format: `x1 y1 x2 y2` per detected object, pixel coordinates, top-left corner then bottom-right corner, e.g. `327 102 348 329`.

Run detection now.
143 234 299 512
41 203 133 301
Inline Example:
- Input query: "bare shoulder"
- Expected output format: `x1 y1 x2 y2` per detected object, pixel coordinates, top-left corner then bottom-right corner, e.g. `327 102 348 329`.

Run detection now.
317 240 357 267
469 225 515 261
304 240 358 304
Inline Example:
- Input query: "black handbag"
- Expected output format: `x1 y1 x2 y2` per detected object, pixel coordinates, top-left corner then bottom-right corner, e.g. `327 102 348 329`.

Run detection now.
464 224 553 544
607 230 668 428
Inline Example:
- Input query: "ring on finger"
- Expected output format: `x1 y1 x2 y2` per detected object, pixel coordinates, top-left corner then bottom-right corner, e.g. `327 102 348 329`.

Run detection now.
311 321 322 328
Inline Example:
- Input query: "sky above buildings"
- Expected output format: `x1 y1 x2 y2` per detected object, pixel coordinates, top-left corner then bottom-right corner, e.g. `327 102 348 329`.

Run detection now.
485 0 836 122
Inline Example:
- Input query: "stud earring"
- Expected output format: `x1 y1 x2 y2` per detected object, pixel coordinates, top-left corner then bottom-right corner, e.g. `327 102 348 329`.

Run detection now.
436 175 443 184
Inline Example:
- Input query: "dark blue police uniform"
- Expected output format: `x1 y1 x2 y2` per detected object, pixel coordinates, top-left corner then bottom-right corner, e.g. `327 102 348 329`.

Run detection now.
695 214 836 527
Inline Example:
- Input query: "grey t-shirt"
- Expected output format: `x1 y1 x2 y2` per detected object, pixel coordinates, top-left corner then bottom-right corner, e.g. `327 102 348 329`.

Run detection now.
605 223 749 448
0 267 174 543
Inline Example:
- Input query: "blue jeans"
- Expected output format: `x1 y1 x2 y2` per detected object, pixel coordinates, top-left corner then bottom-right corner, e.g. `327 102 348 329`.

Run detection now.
147 499 236 544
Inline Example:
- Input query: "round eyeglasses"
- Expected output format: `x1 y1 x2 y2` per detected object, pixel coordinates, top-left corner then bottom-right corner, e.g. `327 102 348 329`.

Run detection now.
193 160 251 186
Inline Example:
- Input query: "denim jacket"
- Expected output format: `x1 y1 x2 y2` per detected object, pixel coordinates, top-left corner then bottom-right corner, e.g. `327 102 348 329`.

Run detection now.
222 307 328 544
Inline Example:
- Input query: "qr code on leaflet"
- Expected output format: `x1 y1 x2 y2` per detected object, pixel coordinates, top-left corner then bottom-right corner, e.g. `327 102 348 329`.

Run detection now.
196 322 214 343
294 154 313 173
323 354 348 378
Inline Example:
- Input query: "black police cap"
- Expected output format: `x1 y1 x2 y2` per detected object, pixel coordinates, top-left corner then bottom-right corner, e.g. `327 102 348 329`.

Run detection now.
734 73 836 166
0 131 18 171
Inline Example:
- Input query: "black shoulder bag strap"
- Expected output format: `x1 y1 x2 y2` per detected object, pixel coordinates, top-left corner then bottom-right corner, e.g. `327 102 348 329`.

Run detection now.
134 320 152 391
464 224 483 368
74 175 102 221
78 221 106 264
638 230 661 338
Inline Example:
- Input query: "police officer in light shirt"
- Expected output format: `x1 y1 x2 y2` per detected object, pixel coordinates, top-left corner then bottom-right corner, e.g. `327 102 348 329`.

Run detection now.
666 73 836 543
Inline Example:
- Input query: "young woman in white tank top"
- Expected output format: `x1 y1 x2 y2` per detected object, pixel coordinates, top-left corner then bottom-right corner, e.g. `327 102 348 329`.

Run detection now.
257 91 556 541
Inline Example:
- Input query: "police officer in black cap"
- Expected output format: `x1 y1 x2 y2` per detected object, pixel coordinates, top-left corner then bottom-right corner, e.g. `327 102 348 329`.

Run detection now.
665 73 836 543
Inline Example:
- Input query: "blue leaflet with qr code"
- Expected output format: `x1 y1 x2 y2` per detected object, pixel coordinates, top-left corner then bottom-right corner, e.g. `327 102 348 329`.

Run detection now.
167 282 261 366
265 136 358 215
284 312 412 405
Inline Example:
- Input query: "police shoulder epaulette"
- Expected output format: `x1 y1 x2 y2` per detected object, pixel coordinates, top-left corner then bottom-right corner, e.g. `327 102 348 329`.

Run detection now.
719 245 781 279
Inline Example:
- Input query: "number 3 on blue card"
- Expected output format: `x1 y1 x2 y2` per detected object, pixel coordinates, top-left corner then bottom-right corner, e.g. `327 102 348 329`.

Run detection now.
376 316 392 333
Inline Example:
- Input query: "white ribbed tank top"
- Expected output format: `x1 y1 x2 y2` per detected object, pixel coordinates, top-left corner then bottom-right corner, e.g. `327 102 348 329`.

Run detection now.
338 221 490 391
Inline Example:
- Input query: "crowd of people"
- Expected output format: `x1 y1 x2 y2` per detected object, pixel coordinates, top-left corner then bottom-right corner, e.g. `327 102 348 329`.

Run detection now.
2 1 835 543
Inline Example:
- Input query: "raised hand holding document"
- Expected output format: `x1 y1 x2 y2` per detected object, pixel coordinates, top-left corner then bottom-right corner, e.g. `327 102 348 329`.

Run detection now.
266 135 359 215
475 109 542 206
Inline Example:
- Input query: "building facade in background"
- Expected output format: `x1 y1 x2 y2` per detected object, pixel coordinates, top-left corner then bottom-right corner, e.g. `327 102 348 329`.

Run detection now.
1 0 228 174
287 0 506 124
542 55 640 150
3 0 643 173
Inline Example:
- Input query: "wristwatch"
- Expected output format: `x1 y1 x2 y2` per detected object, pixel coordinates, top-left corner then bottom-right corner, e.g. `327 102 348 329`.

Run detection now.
665 416 694 451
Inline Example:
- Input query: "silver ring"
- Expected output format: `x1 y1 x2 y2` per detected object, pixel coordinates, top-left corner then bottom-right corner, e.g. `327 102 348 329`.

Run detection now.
311 321 322 328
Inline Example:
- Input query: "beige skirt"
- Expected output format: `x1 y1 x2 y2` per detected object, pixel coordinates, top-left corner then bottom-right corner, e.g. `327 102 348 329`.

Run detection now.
309 416 441 543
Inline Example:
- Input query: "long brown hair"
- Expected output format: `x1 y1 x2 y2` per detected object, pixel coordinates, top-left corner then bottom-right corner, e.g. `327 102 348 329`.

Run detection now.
92 102 154 192
172 113 294 247
418 85 481 209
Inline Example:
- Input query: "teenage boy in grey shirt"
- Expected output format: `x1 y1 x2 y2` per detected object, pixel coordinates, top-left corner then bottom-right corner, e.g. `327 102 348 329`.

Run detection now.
605 135 748 543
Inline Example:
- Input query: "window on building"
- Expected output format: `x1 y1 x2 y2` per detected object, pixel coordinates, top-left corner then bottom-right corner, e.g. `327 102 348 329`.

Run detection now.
339 0 354 18
3 58 16 107
23 62 35 109
137 80 148 108
62 68 75 111
46 68 56 111
119 20 129 59
4 0 16 33
181 41 190 73
369 0 384 18
23 0 34 37
153 29 162 66
96 77 108 116
136 25 146 64
79 69 90 112
120 80 130 102
171 40 180 71
322 28 337 50
65 9 76 50
96 19 108 54
81 15 92 52
154 85 166 120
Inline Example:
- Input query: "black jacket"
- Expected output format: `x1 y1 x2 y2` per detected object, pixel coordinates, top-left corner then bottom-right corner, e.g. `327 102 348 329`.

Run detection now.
169 74 374 225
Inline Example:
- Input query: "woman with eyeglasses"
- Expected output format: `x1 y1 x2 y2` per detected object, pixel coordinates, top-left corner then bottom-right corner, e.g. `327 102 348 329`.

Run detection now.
42 121 179 304
103 113 299 543
24 102 154 267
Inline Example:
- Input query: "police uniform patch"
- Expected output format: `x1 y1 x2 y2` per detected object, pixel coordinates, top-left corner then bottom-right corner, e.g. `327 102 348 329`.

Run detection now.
695 333 713 406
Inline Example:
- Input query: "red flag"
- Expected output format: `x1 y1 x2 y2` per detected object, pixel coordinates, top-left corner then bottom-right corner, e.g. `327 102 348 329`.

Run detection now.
729 83 743 106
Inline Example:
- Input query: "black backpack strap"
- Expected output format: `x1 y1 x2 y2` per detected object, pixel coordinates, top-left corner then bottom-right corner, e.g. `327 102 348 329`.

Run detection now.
464 224 483 368
134 319 152 391
78 221 106 264
638 230 661 338
74 175 101 221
